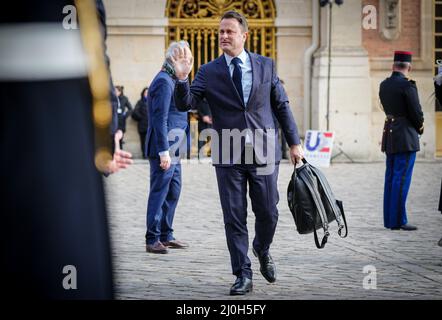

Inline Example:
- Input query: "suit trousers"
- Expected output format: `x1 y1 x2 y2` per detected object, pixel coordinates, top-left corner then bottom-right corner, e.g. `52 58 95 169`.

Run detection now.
383 152 416 228
215 164 279 279
146 159 182 245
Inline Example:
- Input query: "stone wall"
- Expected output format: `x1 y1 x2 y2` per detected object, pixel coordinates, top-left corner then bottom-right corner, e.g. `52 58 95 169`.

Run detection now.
103 0 436 160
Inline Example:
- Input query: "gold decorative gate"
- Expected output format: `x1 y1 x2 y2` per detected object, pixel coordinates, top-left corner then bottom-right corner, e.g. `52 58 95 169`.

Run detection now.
166 0 276 157
166 0 276 80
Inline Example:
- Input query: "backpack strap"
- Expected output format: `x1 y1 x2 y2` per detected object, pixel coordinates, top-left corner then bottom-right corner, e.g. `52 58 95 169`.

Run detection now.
287 165 297 213
310 165 348 238
336 200 348 237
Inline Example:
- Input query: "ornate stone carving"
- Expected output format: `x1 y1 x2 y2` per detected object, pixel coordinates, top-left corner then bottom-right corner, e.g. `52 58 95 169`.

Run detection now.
167 0 274 19
380 0 401 40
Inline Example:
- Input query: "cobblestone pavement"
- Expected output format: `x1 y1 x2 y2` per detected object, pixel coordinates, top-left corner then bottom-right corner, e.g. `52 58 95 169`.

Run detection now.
104 160 442 300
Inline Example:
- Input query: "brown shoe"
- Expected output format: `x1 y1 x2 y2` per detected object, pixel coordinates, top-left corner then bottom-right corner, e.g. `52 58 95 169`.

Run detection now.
146 241 168 254
162 240 189 249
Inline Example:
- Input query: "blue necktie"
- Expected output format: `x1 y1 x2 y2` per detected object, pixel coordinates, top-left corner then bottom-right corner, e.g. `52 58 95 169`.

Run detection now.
231 57 244 103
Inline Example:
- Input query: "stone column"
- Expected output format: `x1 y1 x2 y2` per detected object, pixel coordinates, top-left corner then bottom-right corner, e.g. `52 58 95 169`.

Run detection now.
275 0 313 135
311 0 372 161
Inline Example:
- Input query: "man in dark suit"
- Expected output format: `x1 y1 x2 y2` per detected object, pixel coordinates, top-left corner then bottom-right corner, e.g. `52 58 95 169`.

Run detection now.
144 41 190 254
171 11 304 295
379 51 424 231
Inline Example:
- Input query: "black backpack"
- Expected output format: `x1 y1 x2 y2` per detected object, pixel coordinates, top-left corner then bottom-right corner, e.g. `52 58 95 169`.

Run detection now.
287 159 348 249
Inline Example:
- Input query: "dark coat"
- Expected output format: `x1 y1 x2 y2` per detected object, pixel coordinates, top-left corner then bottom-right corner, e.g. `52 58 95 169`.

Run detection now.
117 95 133 132
379 72 424 154
174 51 300 166
197 98 212 133
132 99 149 133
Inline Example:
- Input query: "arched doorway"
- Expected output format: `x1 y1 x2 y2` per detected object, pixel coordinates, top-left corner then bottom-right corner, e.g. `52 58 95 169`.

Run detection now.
165 0 277 157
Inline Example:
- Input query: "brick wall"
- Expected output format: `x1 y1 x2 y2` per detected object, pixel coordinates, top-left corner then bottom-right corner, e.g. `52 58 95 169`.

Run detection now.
362 0 421 58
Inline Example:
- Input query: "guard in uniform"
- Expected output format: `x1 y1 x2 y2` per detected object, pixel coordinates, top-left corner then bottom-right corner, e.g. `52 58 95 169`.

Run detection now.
379 51 424 231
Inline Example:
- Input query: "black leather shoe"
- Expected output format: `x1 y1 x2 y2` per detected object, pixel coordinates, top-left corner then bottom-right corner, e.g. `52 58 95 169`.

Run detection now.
391 224 417 231
229 277 253 296
438 237 442 247
400 224 417 231
253 248 276 283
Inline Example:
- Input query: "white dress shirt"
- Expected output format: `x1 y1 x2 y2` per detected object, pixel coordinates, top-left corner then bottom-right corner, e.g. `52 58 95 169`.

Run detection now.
224 49 252 106
224 50 253 144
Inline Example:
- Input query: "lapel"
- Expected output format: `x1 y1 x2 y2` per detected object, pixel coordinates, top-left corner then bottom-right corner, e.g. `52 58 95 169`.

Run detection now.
246 51 260 109
215 54 245 109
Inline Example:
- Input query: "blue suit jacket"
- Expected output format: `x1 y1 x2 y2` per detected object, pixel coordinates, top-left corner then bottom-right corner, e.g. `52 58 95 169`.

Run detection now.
145 71 188 159
174 52 300 165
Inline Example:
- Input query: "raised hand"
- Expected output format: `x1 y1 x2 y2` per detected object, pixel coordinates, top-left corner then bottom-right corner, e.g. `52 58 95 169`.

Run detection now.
171 46 193 80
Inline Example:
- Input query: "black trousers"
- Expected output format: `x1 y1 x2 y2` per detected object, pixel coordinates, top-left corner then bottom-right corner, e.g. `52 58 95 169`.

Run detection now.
139 131 147 158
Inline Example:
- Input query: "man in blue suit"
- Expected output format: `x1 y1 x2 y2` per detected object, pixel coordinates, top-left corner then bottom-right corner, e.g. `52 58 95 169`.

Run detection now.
172 11 304 295
145 41 190 254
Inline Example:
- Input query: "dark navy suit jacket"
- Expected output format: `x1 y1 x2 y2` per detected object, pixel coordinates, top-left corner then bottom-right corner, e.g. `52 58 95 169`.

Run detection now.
174 51 300 166
146 71 188 159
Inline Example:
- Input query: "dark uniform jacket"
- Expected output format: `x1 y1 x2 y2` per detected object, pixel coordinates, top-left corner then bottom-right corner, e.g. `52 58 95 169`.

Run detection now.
379 71 424 154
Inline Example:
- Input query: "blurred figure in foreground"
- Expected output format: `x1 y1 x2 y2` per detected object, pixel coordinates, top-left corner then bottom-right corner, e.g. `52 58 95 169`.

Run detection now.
0 0 132 299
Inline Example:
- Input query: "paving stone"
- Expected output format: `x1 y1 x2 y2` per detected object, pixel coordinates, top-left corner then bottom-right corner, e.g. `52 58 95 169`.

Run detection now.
104 160 442 299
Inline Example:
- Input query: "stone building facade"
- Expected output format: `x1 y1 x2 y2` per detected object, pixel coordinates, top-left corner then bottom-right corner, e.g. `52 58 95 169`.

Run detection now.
104 0 439 160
